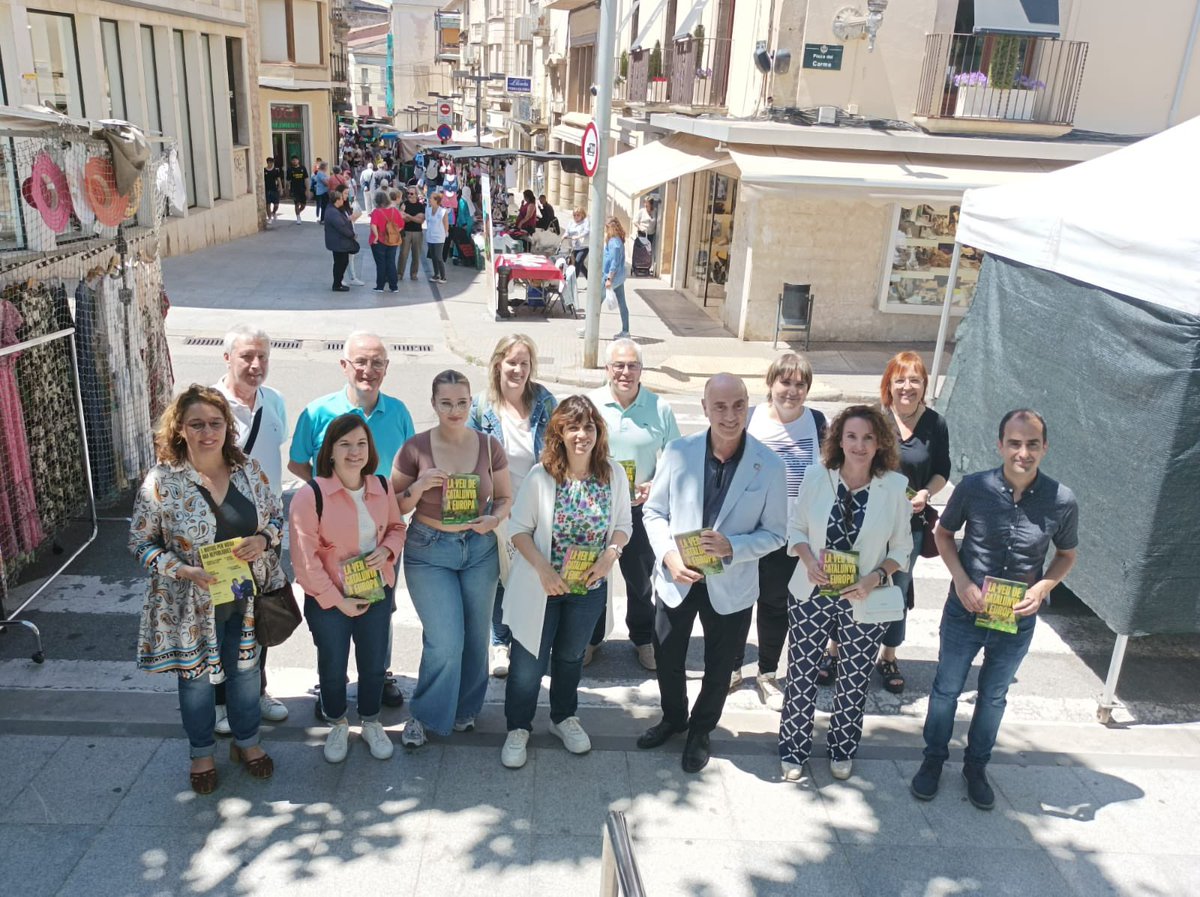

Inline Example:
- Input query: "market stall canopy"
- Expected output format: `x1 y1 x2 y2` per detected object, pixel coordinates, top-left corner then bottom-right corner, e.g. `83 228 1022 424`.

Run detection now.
956 115 1200 315
606 133 731 216
728 144 1058 196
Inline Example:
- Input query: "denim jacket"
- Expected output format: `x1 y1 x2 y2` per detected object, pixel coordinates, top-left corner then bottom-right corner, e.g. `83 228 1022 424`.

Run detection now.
602 235 626 287
468 382 558 457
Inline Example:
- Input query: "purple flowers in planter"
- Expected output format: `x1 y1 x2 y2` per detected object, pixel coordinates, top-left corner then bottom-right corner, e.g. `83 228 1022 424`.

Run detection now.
953 71 989 87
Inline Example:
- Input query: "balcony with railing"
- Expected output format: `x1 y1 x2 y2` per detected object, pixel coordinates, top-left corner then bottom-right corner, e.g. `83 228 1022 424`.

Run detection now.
330 50 349 85
914 32 1088 137
623 38 730 110
435 11 462 63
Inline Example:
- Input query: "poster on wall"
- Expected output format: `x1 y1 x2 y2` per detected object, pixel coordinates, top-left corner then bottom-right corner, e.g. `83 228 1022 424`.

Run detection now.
885 203 982 311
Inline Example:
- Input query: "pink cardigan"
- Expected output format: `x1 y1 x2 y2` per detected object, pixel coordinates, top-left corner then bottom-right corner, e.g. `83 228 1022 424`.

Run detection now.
289 475 407 609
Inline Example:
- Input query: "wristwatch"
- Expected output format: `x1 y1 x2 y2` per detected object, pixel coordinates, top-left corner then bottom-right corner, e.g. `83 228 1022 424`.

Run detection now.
875 567 887 587
608 543 624 558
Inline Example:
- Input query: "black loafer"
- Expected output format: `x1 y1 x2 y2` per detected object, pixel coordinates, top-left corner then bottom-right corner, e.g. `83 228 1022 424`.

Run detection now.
962 763 995 810
636 719 687 750
681 730 710 773
382 677 406 708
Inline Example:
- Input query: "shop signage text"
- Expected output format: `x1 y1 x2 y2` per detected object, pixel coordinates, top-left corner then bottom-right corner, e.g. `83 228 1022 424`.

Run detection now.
506 77 532 94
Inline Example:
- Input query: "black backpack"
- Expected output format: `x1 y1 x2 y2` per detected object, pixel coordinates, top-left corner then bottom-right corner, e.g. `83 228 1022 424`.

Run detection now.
308 474 388 520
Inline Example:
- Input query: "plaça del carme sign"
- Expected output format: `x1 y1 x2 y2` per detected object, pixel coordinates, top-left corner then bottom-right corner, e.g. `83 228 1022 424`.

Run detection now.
581 121 599 177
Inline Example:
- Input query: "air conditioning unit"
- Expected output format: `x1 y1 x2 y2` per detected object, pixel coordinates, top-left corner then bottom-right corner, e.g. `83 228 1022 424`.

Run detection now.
461 44 479 65
515 16 534 42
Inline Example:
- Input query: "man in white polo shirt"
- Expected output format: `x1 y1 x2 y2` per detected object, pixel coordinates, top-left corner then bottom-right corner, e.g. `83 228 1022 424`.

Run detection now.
213 325 290 731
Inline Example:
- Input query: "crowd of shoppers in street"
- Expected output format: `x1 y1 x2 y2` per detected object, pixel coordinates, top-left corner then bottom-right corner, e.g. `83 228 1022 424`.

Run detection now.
131 330 1077 810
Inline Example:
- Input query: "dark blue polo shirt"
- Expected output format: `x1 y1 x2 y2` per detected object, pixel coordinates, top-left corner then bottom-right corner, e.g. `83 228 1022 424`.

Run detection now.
939 466 1078 599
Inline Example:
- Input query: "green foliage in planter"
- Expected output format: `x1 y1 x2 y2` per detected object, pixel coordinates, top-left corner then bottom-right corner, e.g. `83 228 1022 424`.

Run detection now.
694 24 705 41
988 36 1022 90
620 50 628 78
650 40 664 79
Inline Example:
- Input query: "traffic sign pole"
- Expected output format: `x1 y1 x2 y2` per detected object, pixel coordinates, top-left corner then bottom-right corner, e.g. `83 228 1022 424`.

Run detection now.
583 0 617 368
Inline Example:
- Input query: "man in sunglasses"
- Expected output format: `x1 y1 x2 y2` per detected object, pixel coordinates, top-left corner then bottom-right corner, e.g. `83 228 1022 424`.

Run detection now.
639 374 787 772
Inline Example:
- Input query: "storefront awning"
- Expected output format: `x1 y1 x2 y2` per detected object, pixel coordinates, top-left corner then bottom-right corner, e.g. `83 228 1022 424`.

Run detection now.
607 133 729 214
973 0 1060 37
728 145 1059 197
543 0 595 9
550 123 586 146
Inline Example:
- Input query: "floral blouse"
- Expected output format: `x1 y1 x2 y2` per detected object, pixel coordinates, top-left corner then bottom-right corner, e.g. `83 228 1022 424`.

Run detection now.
550 476 613 589
129 458 285 681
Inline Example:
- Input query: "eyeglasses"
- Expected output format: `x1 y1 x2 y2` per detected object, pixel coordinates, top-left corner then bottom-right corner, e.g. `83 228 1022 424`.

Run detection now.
185 421 226 433
840 494 855 532
436 400 471 413
609 362 642 372
347 358 387 371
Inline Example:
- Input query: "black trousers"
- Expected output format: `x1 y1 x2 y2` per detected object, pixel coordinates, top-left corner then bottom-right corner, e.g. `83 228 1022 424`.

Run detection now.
653 582 752 736
590 505 655 647
731 545 798 676
215 644 268 704
332 251 350 286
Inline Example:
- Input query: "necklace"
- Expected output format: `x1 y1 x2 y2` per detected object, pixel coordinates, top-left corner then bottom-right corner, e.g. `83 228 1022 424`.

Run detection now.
895 403 922 425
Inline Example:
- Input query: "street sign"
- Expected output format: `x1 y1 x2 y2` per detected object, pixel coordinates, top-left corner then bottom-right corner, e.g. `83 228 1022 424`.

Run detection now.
438 102 452 126
506 77 532 94
438 102 451 117
581 121 600 177
436 123 453 141
802 43 844 70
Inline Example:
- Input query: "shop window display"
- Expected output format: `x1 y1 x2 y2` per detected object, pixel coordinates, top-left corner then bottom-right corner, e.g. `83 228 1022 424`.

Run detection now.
881 203 982 314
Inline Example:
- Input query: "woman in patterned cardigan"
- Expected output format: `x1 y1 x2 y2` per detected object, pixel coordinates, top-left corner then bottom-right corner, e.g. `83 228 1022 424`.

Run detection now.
130 385 286 794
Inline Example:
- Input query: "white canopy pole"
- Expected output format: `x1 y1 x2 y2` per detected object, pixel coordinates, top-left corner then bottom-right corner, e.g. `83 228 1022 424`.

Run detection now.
930 241 962 404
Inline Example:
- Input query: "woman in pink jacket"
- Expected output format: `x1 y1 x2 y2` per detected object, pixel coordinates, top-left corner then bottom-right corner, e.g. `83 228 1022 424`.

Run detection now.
290 413 407 764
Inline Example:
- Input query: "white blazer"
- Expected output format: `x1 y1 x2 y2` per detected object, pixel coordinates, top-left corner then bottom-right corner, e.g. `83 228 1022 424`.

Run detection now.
786 462 914 603
501 460 634 657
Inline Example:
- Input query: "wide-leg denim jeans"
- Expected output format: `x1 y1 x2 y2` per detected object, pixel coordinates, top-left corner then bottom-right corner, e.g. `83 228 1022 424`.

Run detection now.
403 521 498 735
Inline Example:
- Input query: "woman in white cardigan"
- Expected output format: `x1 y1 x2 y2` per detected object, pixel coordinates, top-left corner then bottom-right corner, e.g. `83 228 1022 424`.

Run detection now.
778 405 913 783
500 396 633 769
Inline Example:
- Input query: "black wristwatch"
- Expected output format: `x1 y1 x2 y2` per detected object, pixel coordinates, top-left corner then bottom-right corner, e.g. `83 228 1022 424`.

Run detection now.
875 567 887 587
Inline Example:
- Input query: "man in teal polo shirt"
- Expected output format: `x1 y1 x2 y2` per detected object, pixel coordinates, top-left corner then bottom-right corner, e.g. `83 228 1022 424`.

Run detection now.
586 338 681 670
287 331 414 480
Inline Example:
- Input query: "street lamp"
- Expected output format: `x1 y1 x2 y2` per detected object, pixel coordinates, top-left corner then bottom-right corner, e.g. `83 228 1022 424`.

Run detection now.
453 69 506 146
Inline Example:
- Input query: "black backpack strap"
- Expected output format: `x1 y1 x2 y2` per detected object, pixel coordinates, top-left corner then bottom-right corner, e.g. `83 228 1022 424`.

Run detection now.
242 404 264 455
308 480 323 520
376 473 388 492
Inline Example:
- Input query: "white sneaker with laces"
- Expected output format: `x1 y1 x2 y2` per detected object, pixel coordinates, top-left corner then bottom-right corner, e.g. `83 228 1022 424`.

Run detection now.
501 729 530 768
490 644 510 678
830 759 853 780
214 704 231 736
401 717 427 748
324 720 350 763
756 675 785 712
549 716 591 754
260 694 289 722
729 669 745 693
453 717 476 732
360 720 394 760
348 278 365 286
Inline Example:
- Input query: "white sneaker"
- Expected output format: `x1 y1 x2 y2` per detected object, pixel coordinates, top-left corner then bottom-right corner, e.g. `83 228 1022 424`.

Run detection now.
781 762 806 783
348 278 365 286
830 759 853 780
401 717 427 748
324 720 350 763
453 717 476 732
214 704 231 736
360 720 394 760
501 729 530 768
490 644 510 678
259 694 289 722
756 675 785 712
729 668 745 693
549 716 591 754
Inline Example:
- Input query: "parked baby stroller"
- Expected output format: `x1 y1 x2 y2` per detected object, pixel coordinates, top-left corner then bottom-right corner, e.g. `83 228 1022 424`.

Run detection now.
450 226 477 266
631 234 654 277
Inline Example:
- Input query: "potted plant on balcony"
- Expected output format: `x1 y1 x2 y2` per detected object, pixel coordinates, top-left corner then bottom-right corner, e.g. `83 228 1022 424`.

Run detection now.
952 36 1044 121
649 41 666 81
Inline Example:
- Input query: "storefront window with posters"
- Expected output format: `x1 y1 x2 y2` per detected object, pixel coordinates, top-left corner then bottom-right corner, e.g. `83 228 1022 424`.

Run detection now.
688 170 738 306
270 103 308 168
880 202 983 315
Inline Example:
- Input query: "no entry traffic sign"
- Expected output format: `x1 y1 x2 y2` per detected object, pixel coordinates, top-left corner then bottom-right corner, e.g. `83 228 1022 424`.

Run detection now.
581 121 599 177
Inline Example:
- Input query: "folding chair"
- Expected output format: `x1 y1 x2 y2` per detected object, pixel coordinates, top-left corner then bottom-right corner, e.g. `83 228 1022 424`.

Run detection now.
774 283 813 350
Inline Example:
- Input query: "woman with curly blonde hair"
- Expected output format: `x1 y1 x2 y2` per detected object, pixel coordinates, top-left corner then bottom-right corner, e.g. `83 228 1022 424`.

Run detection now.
130 385 286 794
497 396 632 768
601 217 630 338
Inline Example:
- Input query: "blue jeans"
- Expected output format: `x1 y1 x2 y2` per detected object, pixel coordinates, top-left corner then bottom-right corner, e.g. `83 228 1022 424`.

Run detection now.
371 242 398 289
922 595 1036 766
505 585 606 731
882 527 923 649
305 588 394 721
403 521 499 735
177 611 260 759
491 583 511 647
612 282 629 333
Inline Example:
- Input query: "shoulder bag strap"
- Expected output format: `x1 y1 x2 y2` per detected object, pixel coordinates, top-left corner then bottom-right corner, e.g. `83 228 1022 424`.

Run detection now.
242 403 264 455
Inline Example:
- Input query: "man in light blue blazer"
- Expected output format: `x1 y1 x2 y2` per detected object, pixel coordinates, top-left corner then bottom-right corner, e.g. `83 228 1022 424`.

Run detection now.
639 374 788 772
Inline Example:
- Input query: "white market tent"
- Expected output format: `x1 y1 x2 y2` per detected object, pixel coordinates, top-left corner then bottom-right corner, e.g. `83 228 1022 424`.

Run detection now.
932 115 1200 723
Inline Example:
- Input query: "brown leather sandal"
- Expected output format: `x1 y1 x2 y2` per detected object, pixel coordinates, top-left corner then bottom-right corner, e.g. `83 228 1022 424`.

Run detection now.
190 765 218 795
230 744 274 779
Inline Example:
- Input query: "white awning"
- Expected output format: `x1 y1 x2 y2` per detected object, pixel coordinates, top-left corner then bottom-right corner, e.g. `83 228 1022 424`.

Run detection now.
551 123 586 147
728 145 1059 196
673 0 712 40
973 0 1060 36
543 0 595 10
606 133 729 214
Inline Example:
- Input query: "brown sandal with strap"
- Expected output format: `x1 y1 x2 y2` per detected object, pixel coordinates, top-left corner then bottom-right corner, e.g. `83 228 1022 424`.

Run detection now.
190 765 218 795
230 744 275 779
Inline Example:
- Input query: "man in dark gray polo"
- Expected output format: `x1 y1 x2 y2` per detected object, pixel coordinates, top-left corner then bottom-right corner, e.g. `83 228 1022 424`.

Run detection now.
912 409 1078 810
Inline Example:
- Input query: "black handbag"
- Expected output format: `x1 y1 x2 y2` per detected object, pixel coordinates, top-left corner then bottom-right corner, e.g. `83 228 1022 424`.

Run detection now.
255 577 302 647
919 505 941 559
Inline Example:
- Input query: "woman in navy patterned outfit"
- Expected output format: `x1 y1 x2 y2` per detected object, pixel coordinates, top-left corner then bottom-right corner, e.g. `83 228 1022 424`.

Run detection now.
777 405 912 783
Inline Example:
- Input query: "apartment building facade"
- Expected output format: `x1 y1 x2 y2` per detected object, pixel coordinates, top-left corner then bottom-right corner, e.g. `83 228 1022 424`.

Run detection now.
544 0 1200 341
0 0 261 254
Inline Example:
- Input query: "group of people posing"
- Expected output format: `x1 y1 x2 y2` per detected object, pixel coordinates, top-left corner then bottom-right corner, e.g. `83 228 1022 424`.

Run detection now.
131 328 1077 812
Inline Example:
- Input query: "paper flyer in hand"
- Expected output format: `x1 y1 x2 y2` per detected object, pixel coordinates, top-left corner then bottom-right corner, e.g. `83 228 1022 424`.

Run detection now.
341 554 386 604
442 474 481 525
619 459 637 499
562 545 601 595
975 576 1024 634
819 549 859 598
198 538 255 606
675 529 723 577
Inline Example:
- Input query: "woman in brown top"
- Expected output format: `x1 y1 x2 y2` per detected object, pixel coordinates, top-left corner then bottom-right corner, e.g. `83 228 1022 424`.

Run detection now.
392 370 512 747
